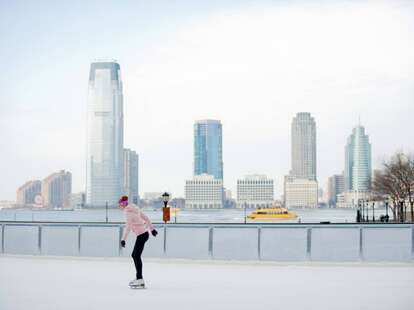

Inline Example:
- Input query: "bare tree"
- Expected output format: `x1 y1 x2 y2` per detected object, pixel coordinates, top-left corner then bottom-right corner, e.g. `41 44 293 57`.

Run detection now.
407 154 414 222
373 169 405 221
405 154 414 222
385 153 414 222
374 152 414 222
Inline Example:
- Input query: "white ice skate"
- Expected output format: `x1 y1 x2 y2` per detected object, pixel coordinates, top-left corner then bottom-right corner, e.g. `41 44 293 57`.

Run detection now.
129 278 145 289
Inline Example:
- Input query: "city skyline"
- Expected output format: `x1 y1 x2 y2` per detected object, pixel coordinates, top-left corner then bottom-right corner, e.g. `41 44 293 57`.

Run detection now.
1 1 414 200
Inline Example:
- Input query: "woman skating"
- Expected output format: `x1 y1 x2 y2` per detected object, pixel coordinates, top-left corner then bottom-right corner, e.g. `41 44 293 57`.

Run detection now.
119 195 158 288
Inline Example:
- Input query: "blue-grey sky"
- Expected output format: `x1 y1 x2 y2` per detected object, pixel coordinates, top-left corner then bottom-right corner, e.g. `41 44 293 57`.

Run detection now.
1 0 414 200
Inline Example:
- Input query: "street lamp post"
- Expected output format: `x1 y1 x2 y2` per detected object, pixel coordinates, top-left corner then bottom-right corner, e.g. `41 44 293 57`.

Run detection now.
365 200 369 222
162 192 170 224
372 202 375 222
360 200 364 222
361 199 367 222
105 201 108 223
356 201 360 223
385 197 389 222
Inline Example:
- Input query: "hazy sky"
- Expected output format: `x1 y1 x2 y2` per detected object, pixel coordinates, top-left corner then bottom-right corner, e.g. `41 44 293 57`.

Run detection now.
1 0 413 200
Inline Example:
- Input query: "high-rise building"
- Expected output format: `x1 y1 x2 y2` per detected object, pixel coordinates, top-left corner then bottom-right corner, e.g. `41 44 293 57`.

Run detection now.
344 125 372 192
291 112 317 180
42 170 72 208
284 112 318 208
185 174 224 209
123 148 139 204
237 174 274 208
284 176 318 208
327 174 345 207
193 120 223 180
86 60 124 207
16 180 41 207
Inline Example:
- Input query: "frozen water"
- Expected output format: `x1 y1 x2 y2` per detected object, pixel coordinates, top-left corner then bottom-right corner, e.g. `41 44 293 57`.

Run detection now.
0 255 413 310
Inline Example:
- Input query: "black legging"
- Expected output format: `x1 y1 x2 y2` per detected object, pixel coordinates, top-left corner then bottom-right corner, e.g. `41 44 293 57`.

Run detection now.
131 231 149 280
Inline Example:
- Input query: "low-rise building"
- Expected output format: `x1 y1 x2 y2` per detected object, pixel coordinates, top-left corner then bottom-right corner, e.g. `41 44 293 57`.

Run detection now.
237 175 274 209
336 191 372 208
67 192 86 209
284 177 318 208
185 174 224 209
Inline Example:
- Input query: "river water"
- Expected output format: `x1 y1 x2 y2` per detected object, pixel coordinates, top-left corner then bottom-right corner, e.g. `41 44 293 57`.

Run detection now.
0 207 387 224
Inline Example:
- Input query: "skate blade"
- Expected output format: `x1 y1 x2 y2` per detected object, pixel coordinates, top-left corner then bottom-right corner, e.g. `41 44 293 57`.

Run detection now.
129 285 146 289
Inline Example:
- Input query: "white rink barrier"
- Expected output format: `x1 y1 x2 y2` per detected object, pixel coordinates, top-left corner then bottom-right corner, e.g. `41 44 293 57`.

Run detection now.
1 222 413 262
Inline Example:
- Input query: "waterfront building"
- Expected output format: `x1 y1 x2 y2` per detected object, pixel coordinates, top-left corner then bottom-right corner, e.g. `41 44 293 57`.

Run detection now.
236 174 274 209
327 174 345 207
185 174 224 209
170 198 186 209
42 170 72 208
284 176 318 208
123 148 139 204
283 112 318 208
344 125 372 192
224 189 232 200
193 120 223 179
290 112 317 180
86 60 124 207
343 125 372 207
68 192 86 209
336 191 372 208
16 180 41 207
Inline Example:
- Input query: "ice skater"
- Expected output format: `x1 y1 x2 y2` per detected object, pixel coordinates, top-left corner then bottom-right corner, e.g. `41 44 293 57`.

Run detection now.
119 195 158 288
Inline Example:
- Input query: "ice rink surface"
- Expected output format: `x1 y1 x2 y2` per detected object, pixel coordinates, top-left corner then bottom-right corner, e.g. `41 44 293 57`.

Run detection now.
1 255 413 310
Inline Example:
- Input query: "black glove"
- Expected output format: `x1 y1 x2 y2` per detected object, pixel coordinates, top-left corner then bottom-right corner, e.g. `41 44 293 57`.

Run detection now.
151 229 158 237
121 240 126 248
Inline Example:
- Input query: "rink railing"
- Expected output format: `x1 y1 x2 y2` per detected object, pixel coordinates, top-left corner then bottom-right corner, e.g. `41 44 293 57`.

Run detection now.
1 222 414 262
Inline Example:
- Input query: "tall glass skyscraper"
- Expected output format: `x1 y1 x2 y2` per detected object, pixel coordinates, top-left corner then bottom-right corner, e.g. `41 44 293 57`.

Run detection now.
344 125 372 192
193 120 223 179
86 61 124 207
290 112 317 180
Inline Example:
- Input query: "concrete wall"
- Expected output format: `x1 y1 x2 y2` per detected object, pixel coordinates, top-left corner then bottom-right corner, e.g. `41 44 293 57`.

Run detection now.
1 222 413 262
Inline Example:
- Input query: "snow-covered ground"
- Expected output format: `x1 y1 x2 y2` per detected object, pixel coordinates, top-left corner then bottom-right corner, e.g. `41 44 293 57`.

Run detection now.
1 255 413 310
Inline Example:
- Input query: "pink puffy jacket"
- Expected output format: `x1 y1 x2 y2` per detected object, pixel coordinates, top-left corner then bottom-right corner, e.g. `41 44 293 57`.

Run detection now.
122 204 155 240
